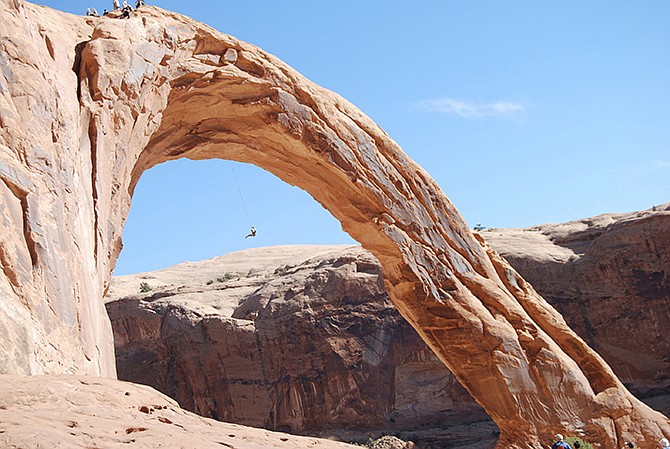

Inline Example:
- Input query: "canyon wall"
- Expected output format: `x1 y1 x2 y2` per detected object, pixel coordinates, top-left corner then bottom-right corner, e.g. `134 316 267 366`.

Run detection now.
483 204 670 409
0 0 115 376
0 1 668 447
107 245 492 447
107 204 669 444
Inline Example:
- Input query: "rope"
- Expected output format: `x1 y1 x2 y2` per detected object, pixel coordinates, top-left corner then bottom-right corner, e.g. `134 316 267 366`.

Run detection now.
230 165 252 226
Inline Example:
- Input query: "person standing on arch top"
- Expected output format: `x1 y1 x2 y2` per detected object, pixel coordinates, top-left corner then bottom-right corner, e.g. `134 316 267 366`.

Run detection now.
112 0 120 10
551 434 572 449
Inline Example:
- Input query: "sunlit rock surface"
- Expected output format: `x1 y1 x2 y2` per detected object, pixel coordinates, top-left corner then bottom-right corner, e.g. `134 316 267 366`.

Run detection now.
0 0 668 447
484 203 670 415
108 203 670 444
107 245 494 448
0 374 367 449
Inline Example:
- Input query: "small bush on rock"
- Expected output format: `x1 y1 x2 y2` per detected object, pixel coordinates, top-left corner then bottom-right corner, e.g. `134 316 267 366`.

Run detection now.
566 436 594 449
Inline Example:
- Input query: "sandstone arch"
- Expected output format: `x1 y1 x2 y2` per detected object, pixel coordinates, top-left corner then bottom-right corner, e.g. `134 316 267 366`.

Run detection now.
0 2 668 448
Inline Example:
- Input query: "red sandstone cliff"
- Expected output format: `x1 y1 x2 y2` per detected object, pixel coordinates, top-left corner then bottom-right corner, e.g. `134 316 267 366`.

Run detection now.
108 205 670 446
107 245 492 448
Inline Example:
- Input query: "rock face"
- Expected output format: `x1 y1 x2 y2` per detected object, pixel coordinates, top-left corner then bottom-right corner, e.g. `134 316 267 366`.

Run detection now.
0 0 115 376
483 204 670 414
0 1 668 447
107 245 493 448
107 205 670 443
0 374 365 449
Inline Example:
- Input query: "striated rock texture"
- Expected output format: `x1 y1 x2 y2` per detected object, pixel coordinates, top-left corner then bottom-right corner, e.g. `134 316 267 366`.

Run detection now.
0 0 115 376
107 245 493 448
0 374 366 449
0 1 668 447
484 204 670 414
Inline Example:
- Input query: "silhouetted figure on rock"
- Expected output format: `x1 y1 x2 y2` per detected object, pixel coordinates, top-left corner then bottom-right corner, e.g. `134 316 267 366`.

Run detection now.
244 227 257 239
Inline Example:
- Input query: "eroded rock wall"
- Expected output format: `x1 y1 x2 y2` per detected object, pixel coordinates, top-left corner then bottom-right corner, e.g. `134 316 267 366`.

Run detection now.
0 0 114 376
106 246 489 446
107 204 670 442
484 204 670 412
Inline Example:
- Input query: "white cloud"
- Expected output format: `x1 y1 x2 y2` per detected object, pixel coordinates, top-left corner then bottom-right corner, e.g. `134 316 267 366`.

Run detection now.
632 160 670 176
418 97 526 119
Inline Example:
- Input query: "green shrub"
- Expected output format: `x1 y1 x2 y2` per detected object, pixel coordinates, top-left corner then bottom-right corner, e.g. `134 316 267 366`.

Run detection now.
566 436 593 449
217 273 236 283
139 282 152 293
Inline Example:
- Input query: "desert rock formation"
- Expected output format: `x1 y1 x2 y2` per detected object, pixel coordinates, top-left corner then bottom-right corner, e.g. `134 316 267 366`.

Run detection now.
107 245 493 448
0 374 366 449
107 202 670 445
483 203 670 413
0 1 668 447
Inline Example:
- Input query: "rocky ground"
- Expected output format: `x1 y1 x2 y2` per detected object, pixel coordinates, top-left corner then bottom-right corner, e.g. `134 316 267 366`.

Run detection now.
0 374 366 449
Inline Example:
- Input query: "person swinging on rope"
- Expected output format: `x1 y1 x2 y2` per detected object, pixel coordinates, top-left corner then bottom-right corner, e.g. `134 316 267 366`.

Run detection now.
245 227 257 238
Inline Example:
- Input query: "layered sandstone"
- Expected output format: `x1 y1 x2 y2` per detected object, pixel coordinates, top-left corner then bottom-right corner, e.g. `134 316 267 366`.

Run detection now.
483 203 670 413
0 1 668 447
107 245 493 448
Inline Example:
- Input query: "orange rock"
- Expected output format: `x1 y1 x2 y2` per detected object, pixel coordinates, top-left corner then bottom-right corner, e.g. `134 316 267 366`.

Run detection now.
0 1 667 448
484 204 670 415
0 374 364 448
107 245 489 447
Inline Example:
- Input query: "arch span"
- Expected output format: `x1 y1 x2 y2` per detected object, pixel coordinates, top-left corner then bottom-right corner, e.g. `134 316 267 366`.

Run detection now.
1 2 667 448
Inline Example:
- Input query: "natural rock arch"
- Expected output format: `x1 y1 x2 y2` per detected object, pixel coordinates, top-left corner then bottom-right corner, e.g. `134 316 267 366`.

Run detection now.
1 2 668 448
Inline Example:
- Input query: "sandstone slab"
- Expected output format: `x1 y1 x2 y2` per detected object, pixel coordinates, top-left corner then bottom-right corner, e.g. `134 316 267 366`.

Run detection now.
0 374 365 449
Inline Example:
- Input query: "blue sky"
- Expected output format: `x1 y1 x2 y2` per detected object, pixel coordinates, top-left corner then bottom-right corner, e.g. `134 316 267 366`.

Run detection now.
37 1 670 274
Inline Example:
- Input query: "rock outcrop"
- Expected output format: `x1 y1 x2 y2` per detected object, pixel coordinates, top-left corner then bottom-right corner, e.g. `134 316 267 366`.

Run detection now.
107 202 670 445
107 245 494 448
483 203 670 414
0 374 366 449
1 1 668 447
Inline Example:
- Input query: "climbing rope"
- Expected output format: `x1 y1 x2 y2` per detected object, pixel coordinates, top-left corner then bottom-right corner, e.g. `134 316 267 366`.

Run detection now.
229 164 255 237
